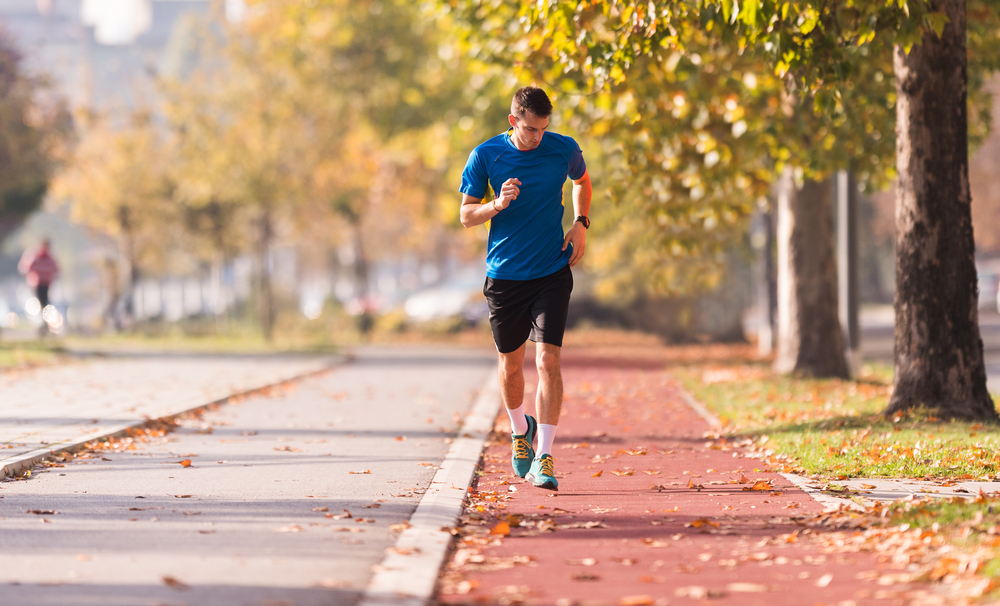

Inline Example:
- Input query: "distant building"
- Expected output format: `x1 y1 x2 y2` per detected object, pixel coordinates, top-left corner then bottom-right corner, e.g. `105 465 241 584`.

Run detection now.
0 0 210 111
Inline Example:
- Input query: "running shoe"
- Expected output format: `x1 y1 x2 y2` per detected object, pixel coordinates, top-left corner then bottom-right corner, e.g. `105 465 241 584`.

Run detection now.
526 453 558 491
510 414 537 478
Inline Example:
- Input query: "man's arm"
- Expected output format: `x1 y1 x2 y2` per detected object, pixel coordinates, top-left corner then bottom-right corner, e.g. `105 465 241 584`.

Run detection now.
460 178 522 228
561 170 592 266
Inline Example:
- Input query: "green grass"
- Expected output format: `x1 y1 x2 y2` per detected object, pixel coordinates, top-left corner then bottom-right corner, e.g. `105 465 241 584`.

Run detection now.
676 362 1000 479
62 304 494 355
0 340 63 370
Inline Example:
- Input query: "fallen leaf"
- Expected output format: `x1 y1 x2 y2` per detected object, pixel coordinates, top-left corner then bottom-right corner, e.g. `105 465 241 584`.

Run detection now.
361 503 381 509
388 547 420 555
173 495 193 499
816 573 833 587
354 518 375 523
274 446 303 452
313 507 329 512
687 479 703 490
745 479 773 491
612 470 634 476
277 524 303 532
727 582 768 593
861 483 877 489
27 510 57 515
389 522 411 532
572 573 601 581
490 521 511 536
685 518 720 529
591 470 604 477
162 576 189 590
178 459 192 468
619 595 653 605
642 470 661 476
675 587 708 599
567 558 598 566
349 470 371 474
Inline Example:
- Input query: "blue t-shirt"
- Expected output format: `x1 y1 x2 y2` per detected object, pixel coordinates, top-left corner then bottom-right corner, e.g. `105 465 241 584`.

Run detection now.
460 129 587 280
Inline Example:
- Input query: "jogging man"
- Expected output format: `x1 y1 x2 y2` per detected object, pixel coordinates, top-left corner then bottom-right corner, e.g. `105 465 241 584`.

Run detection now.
459 86 592 490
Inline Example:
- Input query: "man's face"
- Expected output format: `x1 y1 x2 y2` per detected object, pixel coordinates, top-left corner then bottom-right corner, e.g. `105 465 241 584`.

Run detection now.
508 111 549 151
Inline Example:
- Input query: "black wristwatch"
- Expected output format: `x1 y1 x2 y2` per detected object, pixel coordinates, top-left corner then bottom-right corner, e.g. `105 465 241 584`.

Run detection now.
575 215 590 229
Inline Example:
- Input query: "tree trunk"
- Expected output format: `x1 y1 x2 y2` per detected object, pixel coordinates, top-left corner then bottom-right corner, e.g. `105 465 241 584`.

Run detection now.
886 0 995 420
257 210 276 341
774 169 850 378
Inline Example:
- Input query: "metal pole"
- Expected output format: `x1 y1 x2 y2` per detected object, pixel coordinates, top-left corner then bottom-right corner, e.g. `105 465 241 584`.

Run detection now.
837 170 861 375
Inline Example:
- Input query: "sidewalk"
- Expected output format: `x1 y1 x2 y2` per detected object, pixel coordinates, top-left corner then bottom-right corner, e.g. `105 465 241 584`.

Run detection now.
0 353 337 478
436 346 936 605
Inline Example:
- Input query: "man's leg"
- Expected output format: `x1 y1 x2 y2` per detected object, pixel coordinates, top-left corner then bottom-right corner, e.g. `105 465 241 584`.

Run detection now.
534 342 562 456
498 343 527 429
499 343 539 478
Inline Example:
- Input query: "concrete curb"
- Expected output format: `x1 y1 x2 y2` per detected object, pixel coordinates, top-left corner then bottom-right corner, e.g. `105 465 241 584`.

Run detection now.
1 354 346 480
358 370 500 606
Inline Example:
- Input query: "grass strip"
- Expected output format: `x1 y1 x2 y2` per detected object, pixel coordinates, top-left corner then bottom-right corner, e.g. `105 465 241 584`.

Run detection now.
0 340 62 371
675 360 1000 480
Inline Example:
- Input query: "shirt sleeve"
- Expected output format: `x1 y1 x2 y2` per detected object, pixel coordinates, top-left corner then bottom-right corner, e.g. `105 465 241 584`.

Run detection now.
568 146 587 181
459 147 489 199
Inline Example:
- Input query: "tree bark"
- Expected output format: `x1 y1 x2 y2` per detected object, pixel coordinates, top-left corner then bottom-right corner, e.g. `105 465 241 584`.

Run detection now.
887 0 995 420
774 169 850 378
256 210 276 341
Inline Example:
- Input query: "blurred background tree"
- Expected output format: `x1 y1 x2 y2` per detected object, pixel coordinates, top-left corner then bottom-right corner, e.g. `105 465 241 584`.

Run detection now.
0 32 70 249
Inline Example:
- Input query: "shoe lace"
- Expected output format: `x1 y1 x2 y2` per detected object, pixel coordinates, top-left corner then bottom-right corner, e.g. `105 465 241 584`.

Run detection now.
512 436 532 460
538 456 554 477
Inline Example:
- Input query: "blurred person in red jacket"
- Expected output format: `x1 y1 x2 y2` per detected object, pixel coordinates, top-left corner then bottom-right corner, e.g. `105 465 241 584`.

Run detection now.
18 239 60 311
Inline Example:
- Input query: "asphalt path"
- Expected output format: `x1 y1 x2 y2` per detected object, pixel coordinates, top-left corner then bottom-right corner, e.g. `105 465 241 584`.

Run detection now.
0 345 494 606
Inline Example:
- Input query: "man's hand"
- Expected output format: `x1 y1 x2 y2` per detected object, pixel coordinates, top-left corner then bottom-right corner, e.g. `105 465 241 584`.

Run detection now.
562 221 586 267
495 178 521 211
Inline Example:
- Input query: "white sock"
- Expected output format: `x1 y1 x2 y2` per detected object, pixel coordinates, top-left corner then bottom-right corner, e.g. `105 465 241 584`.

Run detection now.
537 423 557 456
506 405 528 435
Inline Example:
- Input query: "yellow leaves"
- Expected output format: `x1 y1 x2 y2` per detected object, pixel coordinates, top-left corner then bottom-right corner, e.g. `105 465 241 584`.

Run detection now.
685 518 720 529
687 478 704 490
178 459 192 468
489 521 510 536
591 470 604 477
612 469 634 476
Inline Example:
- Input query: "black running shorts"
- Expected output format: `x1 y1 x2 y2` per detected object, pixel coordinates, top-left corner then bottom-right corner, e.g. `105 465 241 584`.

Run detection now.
483 265 573 354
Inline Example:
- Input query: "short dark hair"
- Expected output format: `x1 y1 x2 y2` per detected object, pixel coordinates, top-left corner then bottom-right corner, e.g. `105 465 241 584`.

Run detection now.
511 86 552 119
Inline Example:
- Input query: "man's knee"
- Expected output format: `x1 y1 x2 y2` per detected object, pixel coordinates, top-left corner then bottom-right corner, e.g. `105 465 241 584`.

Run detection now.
536 347 561 377
499 351 524 376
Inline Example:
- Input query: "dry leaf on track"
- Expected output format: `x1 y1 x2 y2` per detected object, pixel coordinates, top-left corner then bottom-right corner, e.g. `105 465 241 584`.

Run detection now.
591 470 603 477
277 524 303 533
728 582 768 592
612 470 634 476
162 576 189 590
489 521 510 536
349 470 371 474
744 479 773 491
